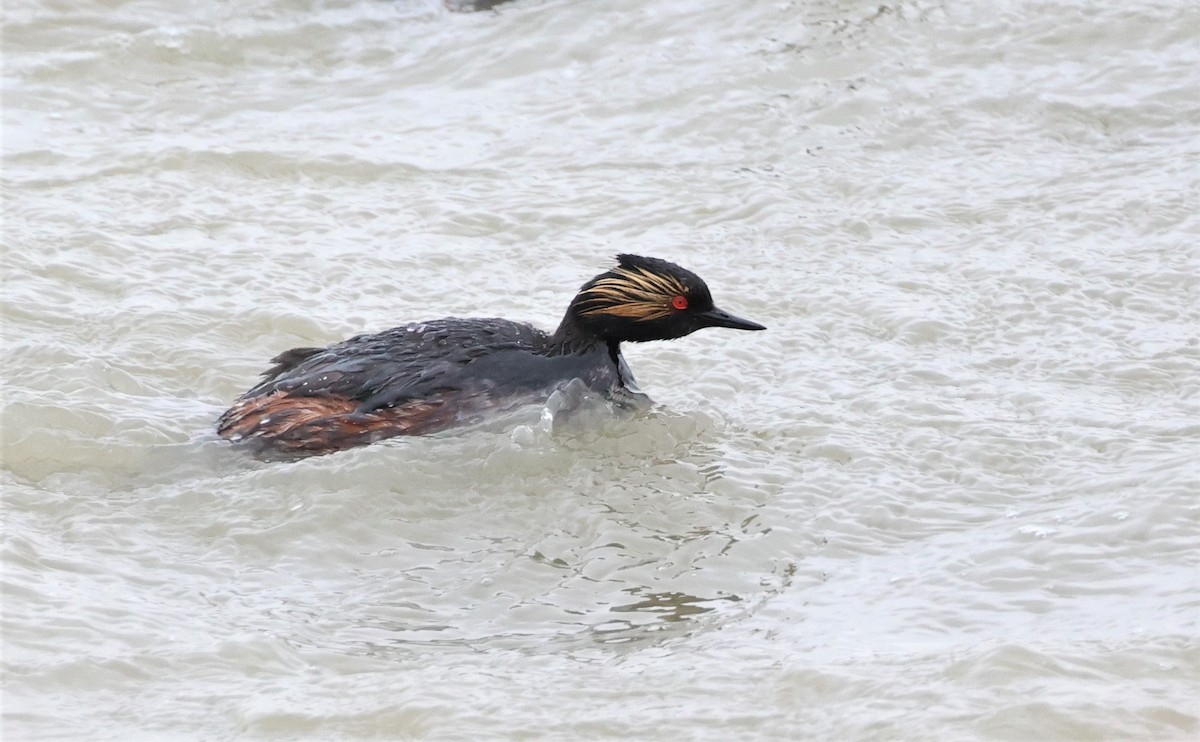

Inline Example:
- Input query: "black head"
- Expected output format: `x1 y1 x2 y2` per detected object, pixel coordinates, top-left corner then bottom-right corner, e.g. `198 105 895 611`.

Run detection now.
567 254 766 343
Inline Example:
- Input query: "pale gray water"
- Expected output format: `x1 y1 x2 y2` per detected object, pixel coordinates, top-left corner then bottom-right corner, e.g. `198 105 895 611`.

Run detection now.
3 0 1199 739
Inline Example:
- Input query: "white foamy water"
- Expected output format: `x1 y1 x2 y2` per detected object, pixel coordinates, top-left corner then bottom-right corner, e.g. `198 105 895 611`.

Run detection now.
3 0 1198 739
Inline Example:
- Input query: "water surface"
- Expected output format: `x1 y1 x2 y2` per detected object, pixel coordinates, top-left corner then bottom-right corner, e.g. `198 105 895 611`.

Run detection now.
3 0 1198 739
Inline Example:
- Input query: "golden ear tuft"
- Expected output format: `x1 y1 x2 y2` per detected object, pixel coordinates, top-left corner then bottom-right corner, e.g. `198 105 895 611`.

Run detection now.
578 265 689 322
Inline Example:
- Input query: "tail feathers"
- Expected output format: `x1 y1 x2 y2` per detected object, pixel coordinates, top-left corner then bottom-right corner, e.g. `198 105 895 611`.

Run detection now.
262 347 324 380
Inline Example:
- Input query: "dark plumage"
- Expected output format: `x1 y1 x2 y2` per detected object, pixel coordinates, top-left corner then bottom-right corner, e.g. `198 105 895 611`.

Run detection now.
217 254 765 458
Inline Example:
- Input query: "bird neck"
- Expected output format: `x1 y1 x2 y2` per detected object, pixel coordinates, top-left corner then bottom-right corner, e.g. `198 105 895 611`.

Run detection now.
548 309 611 357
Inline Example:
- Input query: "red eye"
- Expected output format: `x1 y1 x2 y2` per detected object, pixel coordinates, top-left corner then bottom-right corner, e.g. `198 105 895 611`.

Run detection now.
671 295 689 310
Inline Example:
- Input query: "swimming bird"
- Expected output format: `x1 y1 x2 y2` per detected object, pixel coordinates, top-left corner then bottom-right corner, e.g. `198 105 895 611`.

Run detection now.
217 254 765 458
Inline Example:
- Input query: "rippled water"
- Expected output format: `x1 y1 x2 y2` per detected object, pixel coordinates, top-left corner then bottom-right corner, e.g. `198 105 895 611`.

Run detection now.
4 0 1199 739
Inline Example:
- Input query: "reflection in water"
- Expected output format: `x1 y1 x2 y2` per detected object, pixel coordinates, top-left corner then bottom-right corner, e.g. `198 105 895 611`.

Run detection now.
238 443 795 658
611 589 737 622
446 0 519 12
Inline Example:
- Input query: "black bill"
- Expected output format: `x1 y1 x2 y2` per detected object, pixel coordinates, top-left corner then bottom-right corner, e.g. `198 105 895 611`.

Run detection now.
698 306 766 332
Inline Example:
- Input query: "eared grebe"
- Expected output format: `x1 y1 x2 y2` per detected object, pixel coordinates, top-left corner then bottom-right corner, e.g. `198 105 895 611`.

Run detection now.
217 254 765 457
